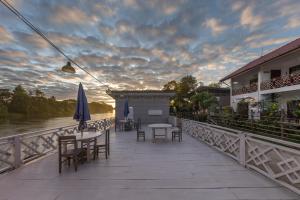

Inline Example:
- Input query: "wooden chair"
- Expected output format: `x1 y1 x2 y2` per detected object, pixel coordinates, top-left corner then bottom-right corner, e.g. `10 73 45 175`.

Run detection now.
172 128 182 142
93 129 110 159
135 122 145 141
58 135 83 173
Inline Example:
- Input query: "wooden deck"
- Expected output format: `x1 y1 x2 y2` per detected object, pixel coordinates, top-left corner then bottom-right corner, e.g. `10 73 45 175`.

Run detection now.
0 128 298 200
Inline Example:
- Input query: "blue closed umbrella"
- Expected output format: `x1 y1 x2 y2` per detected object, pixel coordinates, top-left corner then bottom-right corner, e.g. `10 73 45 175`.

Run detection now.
74 83 91 131
124 99 129 119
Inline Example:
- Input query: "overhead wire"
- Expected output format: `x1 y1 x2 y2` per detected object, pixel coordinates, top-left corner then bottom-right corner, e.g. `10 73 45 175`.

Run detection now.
0 0 109 90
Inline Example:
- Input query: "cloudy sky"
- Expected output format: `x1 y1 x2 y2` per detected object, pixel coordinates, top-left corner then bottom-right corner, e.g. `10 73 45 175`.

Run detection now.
0 0 300 105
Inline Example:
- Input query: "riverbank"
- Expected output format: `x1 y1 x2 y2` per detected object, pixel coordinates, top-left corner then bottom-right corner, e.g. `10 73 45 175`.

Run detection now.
0 113 114 138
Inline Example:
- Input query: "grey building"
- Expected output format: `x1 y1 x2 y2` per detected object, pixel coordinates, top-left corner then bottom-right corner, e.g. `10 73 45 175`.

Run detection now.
108 90 175 124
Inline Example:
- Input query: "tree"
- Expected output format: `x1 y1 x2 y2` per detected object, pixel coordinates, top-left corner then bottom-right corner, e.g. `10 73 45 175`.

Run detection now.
178 75 197 98
0 89 12 105
208 82 221 88
191 92 217 113
9 85 30 114
163 80 178 91
162 75 198 112
35 89 45 97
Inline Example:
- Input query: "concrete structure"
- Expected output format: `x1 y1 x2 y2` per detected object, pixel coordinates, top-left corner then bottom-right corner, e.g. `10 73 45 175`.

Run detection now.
196 86 230 108
0 127 298 200
220 38 300 117
108 90 175 124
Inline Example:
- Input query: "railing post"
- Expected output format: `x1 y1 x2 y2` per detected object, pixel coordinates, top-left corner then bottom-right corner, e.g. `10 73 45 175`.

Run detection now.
239 132 246 167
13 136 22 168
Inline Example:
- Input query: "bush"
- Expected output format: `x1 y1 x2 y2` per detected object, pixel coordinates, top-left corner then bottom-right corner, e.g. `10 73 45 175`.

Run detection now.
0 103 8 118
222 106 233 117
237 100 249 118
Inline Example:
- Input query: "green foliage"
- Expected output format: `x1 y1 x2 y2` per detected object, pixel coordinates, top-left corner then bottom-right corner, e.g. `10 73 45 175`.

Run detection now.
0 85 113 119
163 80 178 91
190 92 217 113
266 102 279 117
293 102 300 118
237 100 249 118
208 82 221 88
222 106 233 117
163 75 197 112
0 89 12 105
0 103 8 118
9 85 30 114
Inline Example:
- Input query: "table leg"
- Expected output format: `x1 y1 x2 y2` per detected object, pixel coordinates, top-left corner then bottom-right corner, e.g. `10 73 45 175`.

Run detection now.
152 128 155 143
86 141 91 162
165 128 167 140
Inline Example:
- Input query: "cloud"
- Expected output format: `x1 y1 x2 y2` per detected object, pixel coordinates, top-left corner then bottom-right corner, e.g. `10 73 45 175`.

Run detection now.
162 4 178 15
285 16 300 29
0 26 14 43
204 18 227 35
14 31 49 49
0 0 299 104
232 1 244 11
51 6 99 25
249 36 296 49
240 6 263 29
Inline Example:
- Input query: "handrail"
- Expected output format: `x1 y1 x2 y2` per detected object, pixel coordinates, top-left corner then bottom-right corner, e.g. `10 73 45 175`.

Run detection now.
0 119 108 141
192 119 300 149
260 73 300 91
181 117 300 195
0 117 115 173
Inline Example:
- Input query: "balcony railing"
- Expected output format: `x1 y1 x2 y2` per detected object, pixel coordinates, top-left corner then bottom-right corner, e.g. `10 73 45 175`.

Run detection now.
232 83 258 96
182 118 300 195
0 118 114 173
261 73 300 91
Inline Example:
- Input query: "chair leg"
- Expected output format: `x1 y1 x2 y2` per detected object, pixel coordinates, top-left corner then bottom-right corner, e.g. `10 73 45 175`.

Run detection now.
108 131 110 156
74 157 78 172
93 147 96 160
105 145 108 159
59 157 62 174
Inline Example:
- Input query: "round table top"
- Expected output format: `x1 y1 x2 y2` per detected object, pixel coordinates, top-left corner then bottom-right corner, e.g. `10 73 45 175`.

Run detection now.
148 123 172 128
74 131 103 141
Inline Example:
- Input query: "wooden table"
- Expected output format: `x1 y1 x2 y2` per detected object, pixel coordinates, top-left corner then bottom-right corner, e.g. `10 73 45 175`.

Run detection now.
148 123 172 142
74 131 103 161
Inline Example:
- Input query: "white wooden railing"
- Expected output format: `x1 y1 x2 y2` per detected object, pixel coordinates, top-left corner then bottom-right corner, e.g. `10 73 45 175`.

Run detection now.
181 118 300 195
0 118 114 173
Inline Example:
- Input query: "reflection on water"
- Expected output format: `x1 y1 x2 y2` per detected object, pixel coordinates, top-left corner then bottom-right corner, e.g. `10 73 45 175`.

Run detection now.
0 113 114 138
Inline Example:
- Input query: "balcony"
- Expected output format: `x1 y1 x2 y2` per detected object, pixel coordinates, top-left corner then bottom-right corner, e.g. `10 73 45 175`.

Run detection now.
232 83 258 96
261 73 300 91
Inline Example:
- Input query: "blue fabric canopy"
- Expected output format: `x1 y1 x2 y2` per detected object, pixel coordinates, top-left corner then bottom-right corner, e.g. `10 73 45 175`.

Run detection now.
124 99 129 118
74 83 91 130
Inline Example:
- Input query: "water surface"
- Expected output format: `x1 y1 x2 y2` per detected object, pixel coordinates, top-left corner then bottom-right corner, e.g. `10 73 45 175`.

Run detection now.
0 113 114 138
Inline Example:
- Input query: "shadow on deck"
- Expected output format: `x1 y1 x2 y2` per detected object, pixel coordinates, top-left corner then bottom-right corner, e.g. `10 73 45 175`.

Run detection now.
0 128 298 200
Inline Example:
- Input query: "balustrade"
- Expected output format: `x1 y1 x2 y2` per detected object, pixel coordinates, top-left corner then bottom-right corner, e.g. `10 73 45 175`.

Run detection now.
232 83 258 96
0 118 114 173
182 118 300 195
261 73 300 91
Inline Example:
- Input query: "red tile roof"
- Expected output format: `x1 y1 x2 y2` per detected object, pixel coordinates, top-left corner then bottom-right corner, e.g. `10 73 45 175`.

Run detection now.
220 37 300 82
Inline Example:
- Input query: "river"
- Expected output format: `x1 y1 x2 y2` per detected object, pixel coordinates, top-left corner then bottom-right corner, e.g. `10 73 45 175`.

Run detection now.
0 113 114 138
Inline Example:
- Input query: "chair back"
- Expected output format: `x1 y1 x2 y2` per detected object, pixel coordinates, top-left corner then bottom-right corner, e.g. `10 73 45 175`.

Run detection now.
58 135 77 154
135 122 141 131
